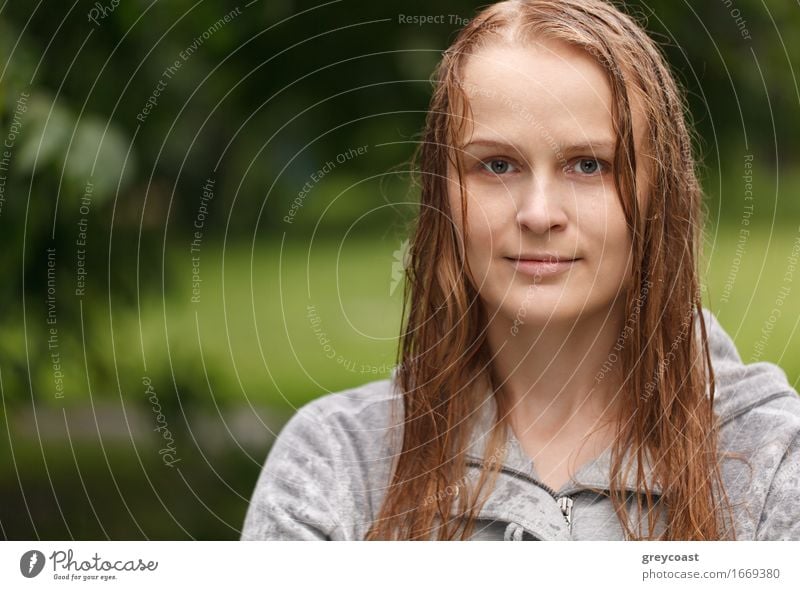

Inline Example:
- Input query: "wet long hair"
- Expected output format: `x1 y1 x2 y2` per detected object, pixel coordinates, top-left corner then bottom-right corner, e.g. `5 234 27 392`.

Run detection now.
366 0 735 540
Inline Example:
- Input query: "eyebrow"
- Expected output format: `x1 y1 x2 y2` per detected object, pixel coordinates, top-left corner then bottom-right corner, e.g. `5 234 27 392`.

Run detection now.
458 138 617 154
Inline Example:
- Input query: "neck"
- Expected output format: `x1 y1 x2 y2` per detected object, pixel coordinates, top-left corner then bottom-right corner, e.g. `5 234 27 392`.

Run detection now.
485 299 627 437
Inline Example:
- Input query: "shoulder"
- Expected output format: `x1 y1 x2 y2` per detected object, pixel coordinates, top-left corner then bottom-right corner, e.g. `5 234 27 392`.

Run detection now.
713 317 800 459
270 375 404 475
292 376 403 450
298 376 400 422
719 388 800 449
718 391 800 540
704 306 800 538
282 376 404 483
241 377 402 540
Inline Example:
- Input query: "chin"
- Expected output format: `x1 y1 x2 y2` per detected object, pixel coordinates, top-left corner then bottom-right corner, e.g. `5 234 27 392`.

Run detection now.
485 268 626 326
517 302 578 323
491 288 573 325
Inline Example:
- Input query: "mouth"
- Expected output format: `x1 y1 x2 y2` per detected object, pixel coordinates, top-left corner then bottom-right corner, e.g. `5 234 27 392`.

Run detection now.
504 256 581 277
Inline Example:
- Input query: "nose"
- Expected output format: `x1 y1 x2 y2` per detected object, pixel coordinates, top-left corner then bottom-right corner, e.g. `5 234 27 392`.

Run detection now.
514 173 569 234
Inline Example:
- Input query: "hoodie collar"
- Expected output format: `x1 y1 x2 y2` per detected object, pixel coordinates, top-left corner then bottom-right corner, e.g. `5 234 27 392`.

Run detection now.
461 308 794 499
463 389 662 497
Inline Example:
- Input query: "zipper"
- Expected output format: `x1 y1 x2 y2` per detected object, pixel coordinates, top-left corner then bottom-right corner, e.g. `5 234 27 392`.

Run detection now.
466 459 575 533
536 477 574 534
557 496 574 533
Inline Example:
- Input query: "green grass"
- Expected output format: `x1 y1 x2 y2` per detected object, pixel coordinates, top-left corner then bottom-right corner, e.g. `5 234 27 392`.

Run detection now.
105 223 800 410
702 223 800 387
128 235 407 409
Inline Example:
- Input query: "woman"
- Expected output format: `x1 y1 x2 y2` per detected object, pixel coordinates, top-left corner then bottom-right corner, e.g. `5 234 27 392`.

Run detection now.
242 0 800 540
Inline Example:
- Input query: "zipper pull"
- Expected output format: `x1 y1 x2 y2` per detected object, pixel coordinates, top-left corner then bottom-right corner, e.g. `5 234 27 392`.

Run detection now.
557 496 574 533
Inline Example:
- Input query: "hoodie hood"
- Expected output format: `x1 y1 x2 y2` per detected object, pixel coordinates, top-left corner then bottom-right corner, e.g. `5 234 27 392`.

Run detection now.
701 308 795 422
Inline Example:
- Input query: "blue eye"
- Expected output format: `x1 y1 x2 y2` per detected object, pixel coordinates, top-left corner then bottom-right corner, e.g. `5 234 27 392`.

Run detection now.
481 159 515 175
570 158 606 175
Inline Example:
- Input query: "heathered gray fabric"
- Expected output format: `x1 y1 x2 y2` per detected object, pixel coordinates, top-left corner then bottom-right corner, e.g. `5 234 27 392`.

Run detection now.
241 308 800 540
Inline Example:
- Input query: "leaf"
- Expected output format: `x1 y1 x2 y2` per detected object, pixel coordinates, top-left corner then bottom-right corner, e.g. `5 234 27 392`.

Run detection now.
14 93 74 173
64 117 136 201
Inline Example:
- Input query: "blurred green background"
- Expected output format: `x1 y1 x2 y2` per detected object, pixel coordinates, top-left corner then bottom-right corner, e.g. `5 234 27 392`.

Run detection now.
0 0 798 539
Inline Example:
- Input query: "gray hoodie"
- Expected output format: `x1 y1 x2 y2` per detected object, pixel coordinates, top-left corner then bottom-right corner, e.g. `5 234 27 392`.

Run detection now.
241 309 800 540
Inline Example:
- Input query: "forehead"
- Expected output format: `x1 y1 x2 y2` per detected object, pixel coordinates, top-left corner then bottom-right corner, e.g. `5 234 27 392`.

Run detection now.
453 39 646 152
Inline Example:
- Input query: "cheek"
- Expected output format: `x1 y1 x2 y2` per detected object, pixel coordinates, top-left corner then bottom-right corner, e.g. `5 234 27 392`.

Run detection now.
589 198 633 277
445 174 463 229
576 191 631 258
448 183 507 252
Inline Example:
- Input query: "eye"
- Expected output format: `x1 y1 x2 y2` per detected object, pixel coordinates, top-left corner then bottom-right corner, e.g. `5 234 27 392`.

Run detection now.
568 158 607 176
480 158 517 175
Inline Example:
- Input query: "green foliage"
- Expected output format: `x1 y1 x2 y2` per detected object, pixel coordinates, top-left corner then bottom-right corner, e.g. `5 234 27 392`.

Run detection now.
15 94 136 200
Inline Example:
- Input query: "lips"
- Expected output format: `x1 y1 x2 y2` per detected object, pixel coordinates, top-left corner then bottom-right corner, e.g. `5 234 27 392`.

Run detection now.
505 256 580 277
505 255 580 263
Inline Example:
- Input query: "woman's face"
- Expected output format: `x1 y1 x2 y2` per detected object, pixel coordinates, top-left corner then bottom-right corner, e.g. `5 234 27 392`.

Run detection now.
446 39 648 327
